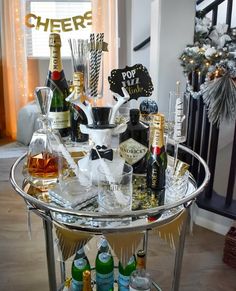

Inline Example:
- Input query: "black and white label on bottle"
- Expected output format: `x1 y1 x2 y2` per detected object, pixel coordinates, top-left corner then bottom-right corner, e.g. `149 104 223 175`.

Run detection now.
49 111 70 129
119 138 148 165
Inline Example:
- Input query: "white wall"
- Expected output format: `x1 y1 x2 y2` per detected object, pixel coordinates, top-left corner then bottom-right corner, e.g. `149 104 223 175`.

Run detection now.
128 0 151 69
150 0 196 113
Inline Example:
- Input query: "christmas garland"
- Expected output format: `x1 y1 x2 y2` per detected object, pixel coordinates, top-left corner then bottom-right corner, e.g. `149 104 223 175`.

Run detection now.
180 16 236 126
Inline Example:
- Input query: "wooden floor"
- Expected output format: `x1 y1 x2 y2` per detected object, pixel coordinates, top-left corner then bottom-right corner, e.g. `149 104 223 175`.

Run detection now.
0 154 236 291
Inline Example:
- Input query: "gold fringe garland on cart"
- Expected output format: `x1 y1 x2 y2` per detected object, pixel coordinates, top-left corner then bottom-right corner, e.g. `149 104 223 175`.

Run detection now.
105 231 144 267
53 210 187 263
54 222 92 261
152 210 187 250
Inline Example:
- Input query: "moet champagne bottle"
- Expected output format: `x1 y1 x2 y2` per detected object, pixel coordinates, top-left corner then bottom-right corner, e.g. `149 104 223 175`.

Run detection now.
146 114 167 222
46 33 70 137
146 113 167 191
119 109 149 174
71 72 88 142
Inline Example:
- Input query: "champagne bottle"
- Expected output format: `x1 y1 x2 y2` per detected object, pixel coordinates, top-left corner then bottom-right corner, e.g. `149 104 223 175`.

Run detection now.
95 238 114 291
146 113 167 191
119 109 149 174
71 72 88 142
71 247 91 291
46 33 70 138
129 250 151 291
82 270 92 291
118 255 136 291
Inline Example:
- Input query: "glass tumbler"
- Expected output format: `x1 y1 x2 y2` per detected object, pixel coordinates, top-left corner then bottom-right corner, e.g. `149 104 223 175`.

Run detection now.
97 163 133 213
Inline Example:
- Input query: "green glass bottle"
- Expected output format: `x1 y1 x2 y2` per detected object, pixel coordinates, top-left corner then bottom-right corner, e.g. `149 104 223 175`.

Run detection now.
46 33 70 138
95 238 114 291
146 113 167 191
118 255 136 291
119 109 149 174
71 247 91 291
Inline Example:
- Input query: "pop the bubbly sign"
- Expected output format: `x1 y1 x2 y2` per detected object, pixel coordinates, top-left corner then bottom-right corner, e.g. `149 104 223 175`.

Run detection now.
108 64 154 100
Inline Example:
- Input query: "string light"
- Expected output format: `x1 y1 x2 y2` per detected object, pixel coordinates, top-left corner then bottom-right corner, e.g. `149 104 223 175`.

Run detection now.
14 0 29 107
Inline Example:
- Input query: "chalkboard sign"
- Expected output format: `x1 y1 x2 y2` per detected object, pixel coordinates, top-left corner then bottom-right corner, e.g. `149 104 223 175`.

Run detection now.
108 64 154 100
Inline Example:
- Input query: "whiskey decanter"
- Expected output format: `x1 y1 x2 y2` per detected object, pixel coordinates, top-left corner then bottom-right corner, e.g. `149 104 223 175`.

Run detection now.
25 87 63 190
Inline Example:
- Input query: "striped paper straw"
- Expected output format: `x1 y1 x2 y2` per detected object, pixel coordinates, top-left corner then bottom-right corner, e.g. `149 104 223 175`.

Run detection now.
89 33 97 98
94 33 104 98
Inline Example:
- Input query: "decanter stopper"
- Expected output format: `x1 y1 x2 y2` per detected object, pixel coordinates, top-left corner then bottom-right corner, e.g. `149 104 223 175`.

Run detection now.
34 87 53 117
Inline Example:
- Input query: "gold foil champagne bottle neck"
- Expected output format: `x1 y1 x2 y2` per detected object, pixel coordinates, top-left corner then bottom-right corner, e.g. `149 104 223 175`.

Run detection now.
152 113 165 129
73 72 85 102
49 33 61 47
150 113 165 148
48 33 63 72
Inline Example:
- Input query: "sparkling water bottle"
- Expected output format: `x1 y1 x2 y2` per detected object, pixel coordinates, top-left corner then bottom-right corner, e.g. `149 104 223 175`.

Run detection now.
95 238 114 291
71 247 91 291
118 255 136 291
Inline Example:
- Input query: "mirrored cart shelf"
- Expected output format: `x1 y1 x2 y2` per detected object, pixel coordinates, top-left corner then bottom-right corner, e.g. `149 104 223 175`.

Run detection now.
10 144 210 291
10 144 210 233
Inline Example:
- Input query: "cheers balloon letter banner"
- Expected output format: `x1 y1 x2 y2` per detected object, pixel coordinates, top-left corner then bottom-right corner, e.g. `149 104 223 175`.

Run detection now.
25 11 92 33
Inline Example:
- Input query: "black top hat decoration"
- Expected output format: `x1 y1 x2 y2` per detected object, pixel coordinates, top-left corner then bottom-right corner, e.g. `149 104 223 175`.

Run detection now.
87 107 116 129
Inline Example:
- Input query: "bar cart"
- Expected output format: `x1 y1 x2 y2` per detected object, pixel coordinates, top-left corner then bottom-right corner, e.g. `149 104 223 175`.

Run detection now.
10 144 210 291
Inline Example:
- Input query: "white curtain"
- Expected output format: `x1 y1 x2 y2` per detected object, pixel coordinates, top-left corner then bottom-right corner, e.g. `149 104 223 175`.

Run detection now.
0 0 118 138
1 0 29 139
92 0 118 105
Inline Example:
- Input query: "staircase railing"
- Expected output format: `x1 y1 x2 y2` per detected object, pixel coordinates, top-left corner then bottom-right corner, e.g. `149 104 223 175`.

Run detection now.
188 0 236 219
133 0 236 219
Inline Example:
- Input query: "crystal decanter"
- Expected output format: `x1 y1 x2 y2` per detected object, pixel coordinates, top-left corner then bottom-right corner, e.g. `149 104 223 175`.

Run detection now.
25 87 64 190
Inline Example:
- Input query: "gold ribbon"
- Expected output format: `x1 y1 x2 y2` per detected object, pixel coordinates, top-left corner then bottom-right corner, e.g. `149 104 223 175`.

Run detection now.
89 41 108 52
152 209 188 250
105 231 144 267
54 222 92 261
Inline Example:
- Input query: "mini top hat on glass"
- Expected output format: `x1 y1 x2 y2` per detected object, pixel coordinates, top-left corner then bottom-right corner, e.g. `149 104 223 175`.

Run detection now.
87 107 116 129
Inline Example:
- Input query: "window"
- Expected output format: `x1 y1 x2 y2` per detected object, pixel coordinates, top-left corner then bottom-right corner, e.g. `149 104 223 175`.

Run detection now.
25 0 92 58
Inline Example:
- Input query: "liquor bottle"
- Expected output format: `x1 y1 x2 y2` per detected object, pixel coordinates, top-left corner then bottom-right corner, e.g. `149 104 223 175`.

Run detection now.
70 72 88 142
129 250 151 291
71 247 91 291
119 109 149 174
82 270 92 291
146 113 167 191
46 33 70 138
95 238 114 291
118 255 136 291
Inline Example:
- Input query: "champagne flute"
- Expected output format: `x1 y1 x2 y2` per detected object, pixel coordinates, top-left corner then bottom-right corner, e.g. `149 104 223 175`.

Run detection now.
167 82 190 171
